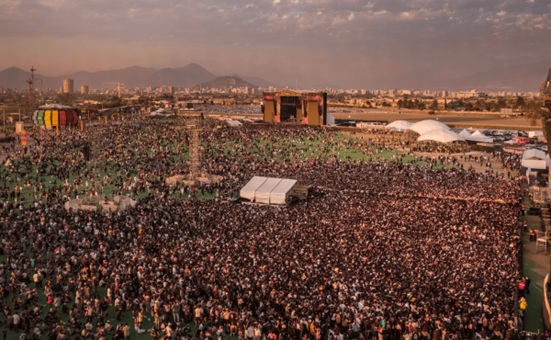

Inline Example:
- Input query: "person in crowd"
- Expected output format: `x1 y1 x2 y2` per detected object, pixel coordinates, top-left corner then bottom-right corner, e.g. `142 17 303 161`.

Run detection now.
0 118 525 339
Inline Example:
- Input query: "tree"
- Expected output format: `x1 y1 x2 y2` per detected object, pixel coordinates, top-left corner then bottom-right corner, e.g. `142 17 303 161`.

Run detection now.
397 99 404 109
514 96 525 109
495 97 507 111
524 99 544 126
474 99 488 111
430 99 438 111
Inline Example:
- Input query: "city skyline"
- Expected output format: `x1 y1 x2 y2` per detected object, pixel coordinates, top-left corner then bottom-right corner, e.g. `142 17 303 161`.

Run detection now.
1 0 550 91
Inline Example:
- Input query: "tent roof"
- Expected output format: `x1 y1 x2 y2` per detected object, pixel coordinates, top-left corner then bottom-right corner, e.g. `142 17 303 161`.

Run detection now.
466 134 493 143
408 119 450 135
39 104 74 109
471 130 485 136
417 129 465 143
521 149 549 170
458 129 472 138
522 149 548 160
386 120 412 131
270 179 297 204
239 176 267 201
240 176 297 204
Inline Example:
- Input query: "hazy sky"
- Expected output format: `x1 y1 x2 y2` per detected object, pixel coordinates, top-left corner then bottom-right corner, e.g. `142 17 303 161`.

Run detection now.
1 0 550 89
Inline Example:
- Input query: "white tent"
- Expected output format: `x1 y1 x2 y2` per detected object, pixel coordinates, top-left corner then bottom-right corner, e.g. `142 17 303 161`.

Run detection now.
471 130 485 136
458 129 472 138
386 120 412 132
255 178 283 204
408 119 450 135
225 120 243 127
418 129 465 143
521 149 550 170
466 133 494 143
240 176 298 204
240 176 267 201
270 179 298 204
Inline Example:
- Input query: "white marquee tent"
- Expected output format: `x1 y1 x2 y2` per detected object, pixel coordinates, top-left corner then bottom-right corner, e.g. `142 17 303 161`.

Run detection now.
458 129 472 139
521 149 550 170
408 119 450 135
466 130 494 143
270 179 298 205
240 176 267 202
386 120 413 132
239 176 297 205
418 129 465 143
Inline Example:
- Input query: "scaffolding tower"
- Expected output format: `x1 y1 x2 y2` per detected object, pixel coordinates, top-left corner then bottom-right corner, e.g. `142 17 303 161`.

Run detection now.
188 124 201 177
187 110 205 178
26 66 36 109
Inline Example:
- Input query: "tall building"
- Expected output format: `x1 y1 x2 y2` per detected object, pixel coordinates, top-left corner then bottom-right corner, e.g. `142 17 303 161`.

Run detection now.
63 79 74 94
80 85 89 95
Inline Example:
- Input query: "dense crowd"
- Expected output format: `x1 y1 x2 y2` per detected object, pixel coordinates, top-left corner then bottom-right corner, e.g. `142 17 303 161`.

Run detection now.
0 119 526 339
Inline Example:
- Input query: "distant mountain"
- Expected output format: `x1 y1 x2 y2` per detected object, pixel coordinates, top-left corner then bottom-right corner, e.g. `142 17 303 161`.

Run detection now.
0 67 62 91
197 76 255 89
148 64 217 87
0 67 34 90
69 66 157 89
0 64 219 90
240 76 277 88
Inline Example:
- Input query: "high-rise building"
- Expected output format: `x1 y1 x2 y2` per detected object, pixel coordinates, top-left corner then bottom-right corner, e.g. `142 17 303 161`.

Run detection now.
63 79 74 94
80 85 89 95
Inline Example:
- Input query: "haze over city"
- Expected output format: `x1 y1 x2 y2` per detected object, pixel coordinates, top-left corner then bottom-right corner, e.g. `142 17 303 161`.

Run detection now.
1 0 550 91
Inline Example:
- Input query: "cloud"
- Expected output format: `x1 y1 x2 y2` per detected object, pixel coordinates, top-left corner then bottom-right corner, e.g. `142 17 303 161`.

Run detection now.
0 0 550 89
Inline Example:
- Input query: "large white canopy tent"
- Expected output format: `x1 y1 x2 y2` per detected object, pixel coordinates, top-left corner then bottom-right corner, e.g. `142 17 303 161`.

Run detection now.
408 119 450 135
255 178 283 204
458 129 472 139
240 176 267 201
466 130 494 143
386 120 413 132
270 179 298 205
521 149 550 170
417 129 465 143
239 176 297 205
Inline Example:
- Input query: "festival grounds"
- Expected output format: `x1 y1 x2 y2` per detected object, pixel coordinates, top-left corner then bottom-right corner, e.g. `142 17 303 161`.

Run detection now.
0 113 541 339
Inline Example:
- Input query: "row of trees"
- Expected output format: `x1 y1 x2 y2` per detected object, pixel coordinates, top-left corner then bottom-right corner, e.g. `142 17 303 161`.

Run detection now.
395 96 544 115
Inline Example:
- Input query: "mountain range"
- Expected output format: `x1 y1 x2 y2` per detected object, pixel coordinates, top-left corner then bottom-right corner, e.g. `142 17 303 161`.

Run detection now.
0 63 276 91
1 60 549 92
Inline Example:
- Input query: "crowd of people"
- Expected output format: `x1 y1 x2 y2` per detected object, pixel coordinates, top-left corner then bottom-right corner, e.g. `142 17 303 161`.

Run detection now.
0 118 528 339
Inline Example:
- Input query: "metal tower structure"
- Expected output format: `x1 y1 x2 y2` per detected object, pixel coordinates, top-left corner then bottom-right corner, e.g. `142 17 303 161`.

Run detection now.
188 124 201 177
187 111 205 178
26 66 36 108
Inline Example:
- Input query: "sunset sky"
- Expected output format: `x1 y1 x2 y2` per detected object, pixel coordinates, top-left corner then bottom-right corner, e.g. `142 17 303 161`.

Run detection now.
1 0 550 90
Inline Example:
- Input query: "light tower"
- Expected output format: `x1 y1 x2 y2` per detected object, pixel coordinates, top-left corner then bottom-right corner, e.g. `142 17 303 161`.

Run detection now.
187 109 204 178
26 66 36 108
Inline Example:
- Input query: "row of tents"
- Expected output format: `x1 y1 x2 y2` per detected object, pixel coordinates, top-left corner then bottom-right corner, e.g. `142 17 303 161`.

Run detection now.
240 176 297 205
386 119 493 143
33 105 81 128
